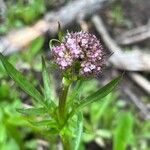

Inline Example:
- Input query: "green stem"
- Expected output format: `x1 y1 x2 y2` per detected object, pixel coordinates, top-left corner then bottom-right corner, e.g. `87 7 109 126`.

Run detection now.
58 77 71 123
59 84 69 118
58 77 72 150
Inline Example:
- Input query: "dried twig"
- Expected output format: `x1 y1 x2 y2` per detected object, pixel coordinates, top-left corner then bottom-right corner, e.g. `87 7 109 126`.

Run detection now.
0 0 107 55
117 23 150 45
76 14 89 32
124 88 150 120
129 73 150 94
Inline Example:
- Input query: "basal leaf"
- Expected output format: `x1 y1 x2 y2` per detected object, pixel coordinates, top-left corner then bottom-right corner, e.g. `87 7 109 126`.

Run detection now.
77 75 122 110
0 53 45 105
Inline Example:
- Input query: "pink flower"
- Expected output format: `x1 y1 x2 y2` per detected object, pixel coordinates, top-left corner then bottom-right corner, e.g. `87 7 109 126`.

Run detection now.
51 31 105 76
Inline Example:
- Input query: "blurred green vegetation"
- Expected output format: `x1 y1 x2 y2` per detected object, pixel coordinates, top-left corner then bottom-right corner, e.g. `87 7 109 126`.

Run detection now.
109 0 133 29
111 3 124 25
0 0 46 34
0 0 71 34
0 80 37 150
0 36 45 150
77 79 150 150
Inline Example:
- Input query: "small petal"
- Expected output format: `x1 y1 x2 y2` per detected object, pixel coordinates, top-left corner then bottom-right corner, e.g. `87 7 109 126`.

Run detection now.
84 67 91 72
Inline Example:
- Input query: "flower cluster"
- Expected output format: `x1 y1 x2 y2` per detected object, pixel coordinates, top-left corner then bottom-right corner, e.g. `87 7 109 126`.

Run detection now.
51 31 105 76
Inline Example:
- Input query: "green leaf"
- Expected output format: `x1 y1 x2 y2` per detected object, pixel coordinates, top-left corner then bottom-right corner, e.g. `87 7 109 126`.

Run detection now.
25 37 44 61
24 139 38 150
81 79 98 98
72 112 83 150
96 129 112 139
42 57 57 108
57 22 64 42
91 93 117 124
113 112 134 150
47 128 59 135
29 119 56 127
0 53 45 106
77 75 122 110
69 80 83 102
42 57 52 102
16 107 46 116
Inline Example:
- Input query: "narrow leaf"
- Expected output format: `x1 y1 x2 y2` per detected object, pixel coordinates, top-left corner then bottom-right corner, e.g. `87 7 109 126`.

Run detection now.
0 53 44 105
42 57 57 108
42 57 51 102
69 80 83 102
77 75 122 110
25 37 44 61
57 22 64 42
72 112 83 150
29 119 56 127
16 107 46 116
91 93 117 124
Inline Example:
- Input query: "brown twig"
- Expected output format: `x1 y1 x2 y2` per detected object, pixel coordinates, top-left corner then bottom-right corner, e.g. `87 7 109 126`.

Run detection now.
117 23 150 45
129 73 150 94
124 88 150 120
76 14 89 32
